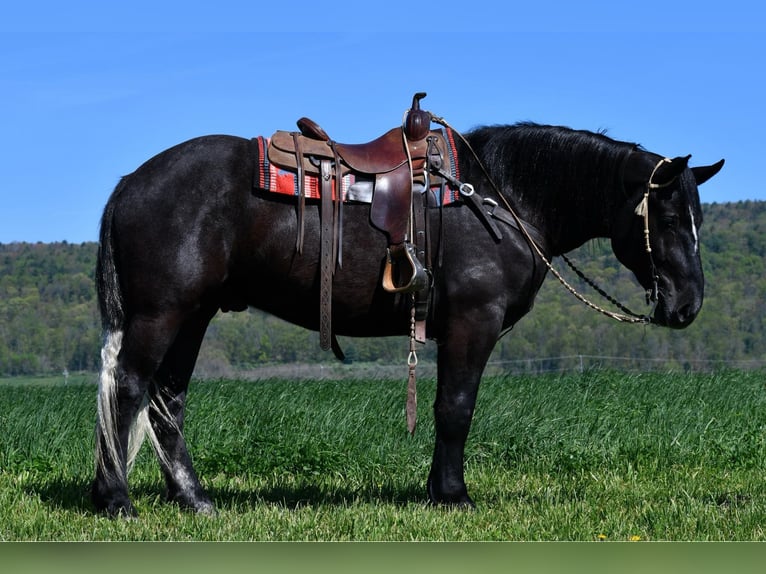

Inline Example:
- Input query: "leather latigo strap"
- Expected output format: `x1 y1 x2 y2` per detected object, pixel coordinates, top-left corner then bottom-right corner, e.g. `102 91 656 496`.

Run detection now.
319 159 333 352
291 131 306 253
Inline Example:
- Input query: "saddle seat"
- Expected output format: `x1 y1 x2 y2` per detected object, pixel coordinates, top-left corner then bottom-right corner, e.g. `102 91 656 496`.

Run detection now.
269 120 432 177
302 116 430 175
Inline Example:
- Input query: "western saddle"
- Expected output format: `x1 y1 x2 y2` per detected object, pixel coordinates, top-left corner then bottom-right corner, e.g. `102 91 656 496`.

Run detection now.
267 93 452 356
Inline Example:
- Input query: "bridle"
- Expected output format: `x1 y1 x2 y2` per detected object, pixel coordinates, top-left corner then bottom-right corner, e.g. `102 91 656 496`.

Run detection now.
634 157 676 306
431 114 677 326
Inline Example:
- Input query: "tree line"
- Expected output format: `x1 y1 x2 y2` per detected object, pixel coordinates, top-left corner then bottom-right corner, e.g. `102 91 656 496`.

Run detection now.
1 200 764 377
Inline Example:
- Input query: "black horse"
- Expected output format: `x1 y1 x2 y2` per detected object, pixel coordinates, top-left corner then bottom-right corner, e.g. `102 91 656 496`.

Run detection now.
91 115 723 516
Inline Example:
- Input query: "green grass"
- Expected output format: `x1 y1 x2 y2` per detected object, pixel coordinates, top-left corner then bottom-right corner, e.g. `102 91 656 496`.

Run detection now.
1 371 765 540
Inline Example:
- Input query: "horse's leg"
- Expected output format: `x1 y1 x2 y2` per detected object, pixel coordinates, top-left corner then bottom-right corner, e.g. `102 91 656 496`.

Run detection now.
91 313 182 517
146 306 218 514
427 310 501 508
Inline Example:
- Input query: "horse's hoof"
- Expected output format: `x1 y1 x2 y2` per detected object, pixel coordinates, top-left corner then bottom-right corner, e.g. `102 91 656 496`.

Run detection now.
196 503 218 517
167 490 217 516
91 482 138 519
426 475 477 509
426 484 476 510
98 501 138 519
186 498 217 516
429 497 477 511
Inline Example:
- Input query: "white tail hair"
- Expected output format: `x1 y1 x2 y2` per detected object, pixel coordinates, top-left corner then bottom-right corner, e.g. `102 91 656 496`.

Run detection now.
96 330 176 479
96 330 123 478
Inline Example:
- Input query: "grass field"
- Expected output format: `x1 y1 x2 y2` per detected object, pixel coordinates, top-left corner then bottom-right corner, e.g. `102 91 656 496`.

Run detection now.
1 370 765 541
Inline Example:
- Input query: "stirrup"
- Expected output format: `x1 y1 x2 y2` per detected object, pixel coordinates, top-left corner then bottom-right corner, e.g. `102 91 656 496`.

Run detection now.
382 243 429 293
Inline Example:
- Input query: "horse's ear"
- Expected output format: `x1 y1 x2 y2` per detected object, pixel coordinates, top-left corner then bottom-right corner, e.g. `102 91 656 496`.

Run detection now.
653 155 691 187
691 159 725 185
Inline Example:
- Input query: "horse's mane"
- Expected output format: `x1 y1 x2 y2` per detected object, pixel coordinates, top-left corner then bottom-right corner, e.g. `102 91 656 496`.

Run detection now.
465 122 638 221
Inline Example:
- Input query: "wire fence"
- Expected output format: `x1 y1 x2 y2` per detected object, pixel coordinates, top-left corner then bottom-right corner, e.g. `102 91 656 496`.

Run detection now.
483 355 766 375
17 355 764 384
219 355 766 381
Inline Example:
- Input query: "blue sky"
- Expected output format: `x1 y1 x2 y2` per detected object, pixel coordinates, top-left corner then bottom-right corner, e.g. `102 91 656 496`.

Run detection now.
0 2 762 243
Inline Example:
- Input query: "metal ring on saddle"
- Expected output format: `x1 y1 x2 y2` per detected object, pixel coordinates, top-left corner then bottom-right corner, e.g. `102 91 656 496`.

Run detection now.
459 183 475 197
482 197 498 215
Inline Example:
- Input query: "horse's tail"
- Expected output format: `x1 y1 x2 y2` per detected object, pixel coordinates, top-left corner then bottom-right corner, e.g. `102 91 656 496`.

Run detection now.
96 181 125 333
94 179 170 480
94 181 127 480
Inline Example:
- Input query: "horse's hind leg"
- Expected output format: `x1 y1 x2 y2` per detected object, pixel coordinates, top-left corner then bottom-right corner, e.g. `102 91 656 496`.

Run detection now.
92 313 184 517
144 306 218 514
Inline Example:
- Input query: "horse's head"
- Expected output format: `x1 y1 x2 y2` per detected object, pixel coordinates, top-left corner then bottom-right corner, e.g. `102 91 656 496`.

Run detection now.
611 152 724 329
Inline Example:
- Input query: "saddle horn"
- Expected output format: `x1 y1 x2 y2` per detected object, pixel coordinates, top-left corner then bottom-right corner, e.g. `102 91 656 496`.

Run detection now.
404 92 430 141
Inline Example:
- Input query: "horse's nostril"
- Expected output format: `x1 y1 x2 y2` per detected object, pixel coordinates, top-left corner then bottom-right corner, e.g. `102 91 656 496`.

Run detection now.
673 301 700 328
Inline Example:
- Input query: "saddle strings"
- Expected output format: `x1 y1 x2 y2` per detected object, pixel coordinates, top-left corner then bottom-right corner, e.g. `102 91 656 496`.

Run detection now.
400 121 417 246
429 113 655 325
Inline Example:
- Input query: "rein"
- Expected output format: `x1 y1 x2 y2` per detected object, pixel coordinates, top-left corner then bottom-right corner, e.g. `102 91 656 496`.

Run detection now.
430 114 668 326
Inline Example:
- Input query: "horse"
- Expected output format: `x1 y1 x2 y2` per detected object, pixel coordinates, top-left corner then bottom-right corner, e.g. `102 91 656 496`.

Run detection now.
91 113 724 517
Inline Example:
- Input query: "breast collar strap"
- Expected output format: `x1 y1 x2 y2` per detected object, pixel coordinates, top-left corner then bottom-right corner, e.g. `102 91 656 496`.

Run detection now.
481 197 549 255
428 162 549 256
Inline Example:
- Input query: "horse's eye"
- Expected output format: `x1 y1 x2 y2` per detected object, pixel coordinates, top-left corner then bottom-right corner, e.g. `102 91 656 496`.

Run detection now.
660 215 678 229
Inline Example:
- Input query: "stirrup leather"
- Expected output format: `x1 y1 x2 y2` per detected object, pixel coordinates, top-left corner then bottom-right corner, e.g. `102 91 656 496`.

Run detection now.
382 243 429 293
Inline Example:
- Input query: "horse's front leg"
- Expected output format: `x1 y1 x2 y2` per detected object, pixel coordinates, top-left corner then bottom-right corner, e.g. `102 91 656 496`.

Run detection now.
427 308 502 508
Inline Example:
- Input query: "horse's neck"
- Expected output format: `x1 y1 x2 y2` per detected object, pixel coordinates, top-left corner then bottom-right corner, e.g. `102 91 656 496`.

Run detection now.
514 181 615 256
461 125 628 256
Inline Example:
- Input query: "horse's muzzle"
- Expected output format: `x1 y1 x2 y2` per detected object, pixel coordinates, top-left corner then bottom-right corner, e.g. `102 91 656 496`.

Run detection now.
652 294 702 329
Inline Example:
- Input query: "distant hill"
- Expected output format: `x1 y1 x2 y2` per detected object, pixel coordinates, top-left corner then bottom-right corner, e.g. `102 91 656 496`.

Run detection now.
1 200 764 376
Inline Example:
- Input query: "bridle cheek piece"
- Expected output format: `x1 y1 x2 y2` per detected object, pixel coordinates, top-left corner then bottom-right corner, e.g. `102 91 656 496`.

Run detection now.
634 157 674 306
